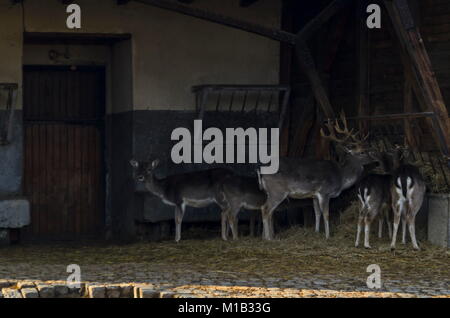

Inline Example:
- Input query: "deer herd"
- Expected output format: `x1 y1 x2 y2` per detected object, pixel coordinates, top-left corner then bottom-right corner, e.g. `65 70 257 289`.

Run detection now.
130 113 426 251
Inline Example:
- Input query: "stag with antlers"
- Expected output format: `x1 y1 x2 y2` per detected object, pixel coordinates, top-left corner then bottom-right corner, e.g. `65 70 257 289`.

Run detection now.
258 112 377 240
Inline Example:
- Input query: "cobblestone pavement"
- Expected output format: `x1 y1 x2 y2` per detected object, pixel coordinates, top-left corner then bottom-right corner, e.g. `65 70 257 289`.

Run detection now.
0 263 449 298
1 227 449 298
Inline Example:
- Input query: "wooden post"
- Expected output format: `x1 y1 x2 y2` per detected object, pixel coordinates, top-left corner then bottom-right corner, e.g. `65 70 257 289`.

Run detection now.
356 0 370 135
384 0 450 157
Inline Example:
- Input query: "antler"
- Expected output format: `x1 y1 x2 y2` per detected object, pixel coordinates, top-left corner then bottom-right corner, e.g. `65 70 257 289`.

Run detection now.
336 111 369 146
320 119 350 143
321 111 369 145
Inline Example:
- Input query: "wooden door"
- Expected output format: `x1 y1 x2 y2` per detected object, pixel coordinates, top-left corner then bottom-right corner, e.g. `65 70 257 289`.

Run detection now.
23 66 105 241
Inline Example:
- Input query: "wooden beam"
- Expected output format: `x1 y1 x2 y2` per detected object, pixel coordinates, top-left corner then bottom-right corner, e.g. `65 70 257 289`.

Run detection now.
384 0 450 158
403 77 420 150
295 38 335 119
296 0 352 40
240 0 259 8
289 11 349 157
322 11 350 73
402 0 420 151
132 0 296 44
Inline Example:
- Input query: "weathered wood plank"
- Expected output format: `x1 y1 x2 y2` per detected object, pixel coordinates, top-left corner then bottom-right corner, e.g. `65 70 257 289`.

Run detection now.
385 0 450 157
133 0 297 44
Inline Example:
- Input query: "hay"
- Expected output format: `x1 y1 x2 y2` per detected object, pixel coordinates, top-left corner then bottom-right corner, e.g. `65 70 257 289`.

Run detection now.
1 201 447 282
415 156 450 194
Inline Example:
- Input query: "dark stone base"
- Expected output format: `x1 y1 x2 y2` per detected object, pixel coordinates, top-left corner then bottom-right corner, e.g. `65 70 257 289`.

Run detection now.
0 229 10 246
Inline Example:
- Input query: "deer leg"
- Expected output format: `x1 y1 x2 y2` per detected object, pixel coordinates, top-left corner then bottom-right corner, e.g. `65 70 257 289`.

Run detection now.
174 204 185 243
390 206 401 250
228 207 240 241
318 196 330 239
378 214 384 239
355 215 364 248
269 214 275 240
261 210 271 241
409 187 424 250
221 210 229 241
364 212 377 249
386 209 393 239
407 213 420 251
313 198 321 233
261 194 287 240
401 214 407 244
364 218 371 249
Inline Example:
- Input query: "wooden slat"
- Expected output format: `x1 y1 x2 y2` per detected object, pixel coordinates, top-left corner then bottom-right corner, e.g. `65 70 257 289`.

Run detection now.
23 66 105 241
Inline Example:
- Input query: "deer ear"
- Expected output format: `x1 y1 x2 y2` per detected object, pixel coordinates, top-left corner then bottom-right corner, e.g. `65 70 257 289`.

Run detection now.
130 159 139 168
151 159 160 169
340 145 351 153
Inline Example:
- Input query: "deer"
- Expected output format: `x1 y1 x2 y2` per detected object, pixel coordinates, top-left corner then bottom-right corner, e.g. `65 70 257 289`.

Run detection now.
356 174 393 248
354 145 404 249
218 174 315 240
216 175 267 240
390 162 426 251
257 112 377 240
129 159 234 242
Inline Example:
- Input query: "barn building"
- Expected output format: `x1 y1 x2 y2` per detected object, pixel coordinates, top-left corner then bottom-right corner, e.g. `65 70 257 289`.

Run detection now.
0 0 449 244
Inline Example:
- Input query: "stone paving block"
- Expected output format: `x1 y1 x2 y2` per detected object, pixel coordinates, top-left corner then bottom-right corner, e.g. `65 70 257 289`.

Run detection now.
120 285 133 298
140 287 160 298
0 279 15 289
106 286 121 298
173 294 198 298
54 284 69 297
67 283 85 297
21 288 39 298
36 284 56 298
2 288 23 298
159 291 176 298
133 285 144 298
17 281 35 289
88 285 106 298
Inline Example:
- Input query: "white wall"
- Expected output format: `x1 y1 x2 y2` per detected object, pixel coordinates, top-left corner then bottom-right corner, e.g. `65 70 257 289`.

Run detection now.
0 0 281 112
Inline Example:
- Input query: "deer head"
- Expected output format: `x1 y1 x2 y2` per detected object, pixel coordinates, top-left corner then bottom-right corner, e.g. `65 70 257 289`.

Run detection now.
129 158 160 182
370 139 413 172
320 111 374 164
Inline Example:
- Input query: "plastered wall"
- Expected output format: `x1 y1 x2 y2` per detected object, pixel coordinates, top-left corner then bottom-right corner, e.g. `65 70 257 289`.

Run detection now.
0 0 281 112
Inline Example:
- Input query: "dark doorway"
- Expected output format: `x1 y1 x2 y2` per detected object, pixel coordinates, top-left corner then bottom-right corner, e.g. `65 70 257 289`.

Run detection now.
22 65 106 241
